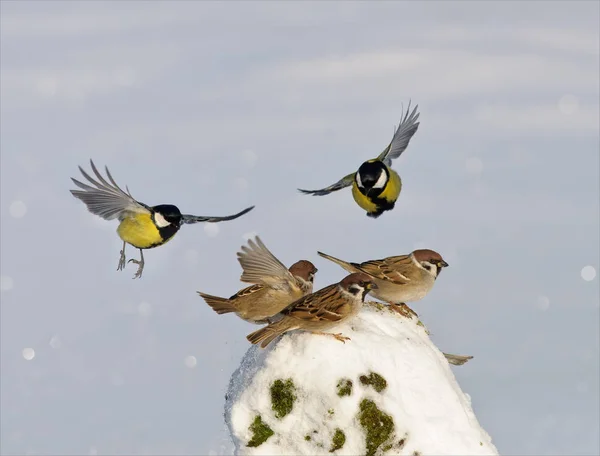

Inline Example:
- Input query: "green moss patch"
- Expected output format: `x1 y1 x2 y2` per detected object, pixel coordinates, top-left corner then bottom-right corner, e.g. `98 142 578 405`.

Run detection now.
359 372 388 393
305 435 311 441
336 378 353 397
358 399 395 456
270 378 296 419
246 415 274 447
329 428 346 452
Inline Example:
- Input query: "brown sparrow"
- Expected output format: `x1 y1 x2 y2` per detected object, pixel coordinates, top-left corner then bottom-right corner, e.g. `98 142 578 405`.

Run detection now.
198 237 317 324
317 249 448 318
246 272 377 348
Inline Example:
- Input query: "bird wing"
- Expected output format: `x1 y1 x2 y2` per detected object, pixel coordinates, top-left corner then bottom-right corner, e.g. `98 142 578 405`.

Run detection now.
356 255 414 285
377 101 421 167
70 159 150 220
298 173 355 196
285 284 350 324
181 206 254 224
230 283 265 300
237 236 296 287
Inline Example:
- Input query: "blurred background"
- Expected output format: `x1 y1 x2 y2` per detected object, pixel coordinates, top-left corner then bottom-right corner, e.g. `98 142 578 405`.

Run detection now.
1 1 598 455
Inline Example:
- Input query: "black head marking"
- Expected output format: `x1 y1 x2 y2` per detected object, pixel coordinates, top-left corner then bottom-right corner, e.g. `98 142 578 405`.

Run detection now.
356 160 389 196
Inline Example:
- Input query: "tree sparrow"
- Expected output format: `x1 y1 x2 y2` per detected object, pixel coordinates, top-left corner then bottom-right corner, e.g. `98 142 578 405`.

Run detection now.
317 249 448 318
246 272 378 348
198 237 317 324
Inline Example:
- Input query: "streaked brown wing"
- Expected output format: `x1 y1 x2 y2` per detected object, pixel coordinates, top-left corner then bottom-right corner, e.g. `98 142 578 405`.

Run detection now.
285 284 348 324
356 255 414 284
230 283 264 300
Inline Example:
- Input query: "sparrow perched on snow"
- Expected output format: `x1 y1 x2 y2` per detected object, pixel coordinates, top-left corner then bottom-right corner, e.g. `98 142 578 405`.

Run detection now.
317 249 448 318
246 272 377 348
198 237 317 324
298 101 420 218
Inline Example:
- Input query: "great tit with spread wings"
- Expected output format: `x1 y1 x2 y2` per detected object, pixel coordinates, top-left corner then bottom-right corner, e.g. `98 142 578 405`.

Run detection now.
298 102 420 218
70 160 255 279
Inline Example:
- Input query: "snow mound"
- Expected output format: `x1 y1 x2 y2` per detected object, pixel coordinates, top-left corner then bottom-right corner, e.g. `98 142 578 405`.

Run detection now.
225 303 498 456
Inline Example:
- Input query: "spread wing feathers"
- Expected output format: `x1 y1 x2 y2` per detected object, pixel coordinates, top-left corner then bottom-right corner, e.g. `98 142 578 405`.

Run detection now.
70 159 150 220
356 255 414 284
284 284 349 324
298 173 355 196
377 101 421 166
181 206 254 224
237 236 295 287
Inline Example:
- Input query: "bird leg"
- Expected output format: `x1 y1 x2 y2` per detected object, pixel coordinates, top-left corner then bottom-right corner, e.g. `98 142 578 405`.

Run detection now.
127 249 145 279
389 303 419 319
311 331 351 344
117 241 127 271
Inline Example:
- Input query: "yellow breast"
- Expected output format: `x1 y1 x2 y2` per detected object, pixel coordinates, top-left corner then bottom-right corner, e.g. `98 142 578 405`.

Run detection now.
117 213 167 249
351 166 402 213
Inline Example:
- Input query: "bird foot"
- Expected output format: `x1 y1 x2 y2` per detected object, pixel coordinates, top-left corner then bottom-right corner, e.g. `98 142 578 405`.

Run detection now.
127 258 144 279
313 331 351 344
389 303 418 319
117 250 127 271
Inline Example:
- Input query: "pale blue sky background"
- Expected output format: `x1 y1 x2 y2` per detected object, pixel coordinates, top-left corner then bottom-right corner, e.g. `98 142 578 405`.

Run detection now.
1 1 599 455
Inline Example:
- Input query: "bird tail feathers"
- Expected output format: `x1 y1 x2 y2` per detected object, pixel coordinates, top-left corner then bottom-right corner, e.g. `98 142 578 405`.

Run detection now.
317 251 357 273
197 292 236 314
247 320 294 348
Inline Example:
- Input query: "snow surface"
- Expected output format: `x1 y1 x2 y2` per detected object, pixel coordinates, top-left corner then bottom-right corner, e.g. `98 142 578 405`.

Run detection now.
225 302 498 456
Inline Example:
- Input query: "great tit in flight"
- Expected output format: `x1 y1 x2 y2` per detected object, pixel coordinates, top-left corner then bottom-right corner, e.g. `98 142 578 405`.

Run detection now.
298 101 420 218
70 160 254 279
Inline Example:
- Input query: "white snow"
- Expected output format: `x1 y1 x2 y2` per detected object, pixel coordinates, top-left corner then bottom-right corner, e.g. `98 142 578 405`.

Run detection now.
225 303 497 456
0 275 14 292
9 200 27 218
22 348 35 361
580 265 596 282
184 355 198 368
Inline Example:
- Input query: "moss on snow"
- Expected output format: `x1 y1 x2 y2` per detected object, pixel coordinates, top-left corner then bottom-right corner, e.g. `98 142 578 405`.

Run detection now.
246 415 274 447
359 371 388 393
336 378 353 397
358 399 395 456
270 378 297 419
330 428 346 452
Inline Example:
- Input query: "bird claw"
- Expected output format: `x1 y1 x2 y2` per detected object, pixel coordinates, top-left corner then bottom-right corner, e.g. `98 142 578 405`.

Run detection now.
390 303 418 319
333 333 351 344
127 258 144 279
312 331 351 344
117 250 127 271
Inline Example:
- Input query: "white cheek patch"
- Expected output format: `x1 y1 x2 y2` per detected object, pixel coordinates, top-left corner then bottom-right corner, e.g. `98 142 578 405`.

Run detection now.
154 212 171 228
420 261 438 277
355 173 364 188
347 284 363 295
373 171 388 189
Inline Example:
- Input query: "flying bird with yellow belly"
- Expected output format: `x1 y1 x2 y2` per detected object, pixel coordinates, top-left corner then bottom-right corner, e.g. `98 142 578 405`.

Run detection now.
70 160 255 279
298 101 420 218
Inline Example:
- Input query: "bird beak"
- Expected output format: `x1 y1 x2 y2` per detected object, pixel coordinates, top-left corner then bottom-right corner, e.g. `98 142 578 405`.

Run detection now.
439 260 449 268
367 282 378 290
